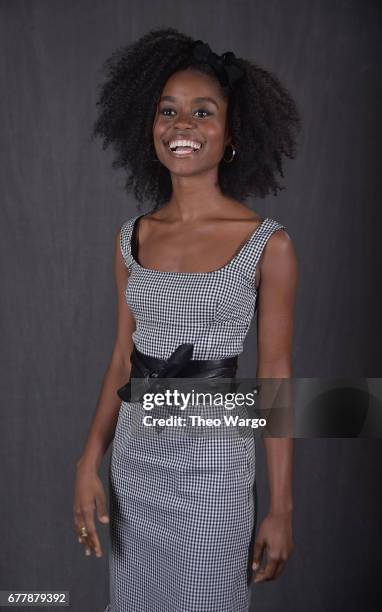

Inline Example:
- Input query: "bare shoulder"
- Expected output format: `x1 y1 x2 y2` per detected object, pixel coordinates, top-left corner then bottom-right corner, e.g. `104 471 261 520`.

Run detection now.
258 226 298 286
267 226 294 255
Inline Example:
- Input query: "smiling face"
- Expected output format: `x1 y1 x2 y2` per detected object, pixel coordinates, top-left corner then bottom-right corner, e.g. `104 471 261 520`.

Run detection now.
152 68 231 176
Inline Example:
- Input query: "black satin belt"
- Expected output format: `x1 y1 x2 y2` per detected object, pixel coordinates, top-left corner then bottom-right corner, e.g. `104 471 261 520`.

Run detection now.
117 343 238 402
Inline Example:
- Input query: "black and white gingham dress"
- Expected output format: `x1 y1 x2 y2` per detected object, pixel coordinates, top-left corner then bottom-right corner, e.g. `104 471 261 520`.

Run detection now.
105 213 286 612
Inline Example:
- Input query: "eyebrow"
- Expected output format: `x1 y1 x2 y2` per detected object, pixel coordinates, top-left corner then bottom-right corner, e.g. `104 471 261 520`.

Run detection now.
159 95 219 109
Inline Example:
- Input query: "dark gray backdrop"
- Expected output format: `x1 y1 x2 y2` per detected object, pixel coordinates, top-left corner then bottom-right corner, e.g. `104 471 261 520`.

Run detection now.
1 1 381 611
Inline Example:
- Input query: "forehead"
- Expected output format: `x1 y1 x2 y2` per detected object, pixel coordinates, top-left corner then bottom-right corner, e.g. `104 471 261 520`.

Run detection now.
160 69 227 106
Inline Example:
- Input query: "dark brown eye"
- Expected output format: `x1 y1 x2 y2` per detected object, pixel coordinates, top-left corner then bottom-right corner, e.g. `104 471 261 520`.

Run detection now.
160 108 176 116
194 109 211 118
160 108 212 118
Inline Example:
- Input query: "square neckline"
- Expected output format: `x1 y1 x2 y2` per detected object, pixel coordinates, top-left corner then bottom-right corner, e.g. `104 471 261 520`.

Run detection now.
129 213 270 276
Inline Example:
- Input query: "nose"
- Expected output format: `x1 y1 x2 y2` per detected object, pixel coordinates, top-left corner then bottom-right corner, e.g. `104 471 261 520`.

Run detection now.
173 110 196 129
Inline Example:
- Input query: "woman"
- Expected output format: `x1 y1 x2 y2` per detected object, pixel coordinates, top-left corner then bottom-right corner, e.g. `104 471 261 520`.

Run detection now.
73 27 300 612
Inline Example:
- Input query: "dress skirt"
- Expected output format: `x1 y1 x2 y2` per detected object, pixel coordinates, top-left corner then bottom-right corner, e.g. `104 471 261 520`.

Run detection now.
105 394 257 612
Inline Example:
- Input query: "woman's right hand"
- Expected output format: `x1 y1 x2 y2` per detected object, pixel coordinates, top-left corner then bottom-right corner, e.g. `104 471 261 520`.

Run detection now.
73 460 110 558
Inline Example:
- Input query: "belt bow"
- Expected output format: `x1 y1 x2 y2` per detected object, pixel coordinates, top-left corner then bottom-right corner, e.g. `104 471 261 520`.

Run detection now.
117 343 194 402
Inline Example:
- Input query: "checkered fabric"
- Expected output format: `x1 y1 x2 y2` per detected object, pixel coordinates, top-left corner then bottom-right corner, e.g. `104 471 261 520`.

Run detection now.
104 213 286 612
119 214 286 360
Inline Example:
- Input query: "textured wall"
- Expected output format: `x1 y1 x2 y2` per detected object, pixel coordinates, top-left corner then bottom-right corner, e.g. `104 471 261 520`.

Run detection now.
0 1 381 610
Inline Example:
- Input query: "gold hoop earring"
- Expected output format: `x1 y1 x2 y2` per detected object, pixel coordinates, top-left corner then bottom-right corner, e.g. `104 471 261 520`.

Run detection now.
223 143 236 163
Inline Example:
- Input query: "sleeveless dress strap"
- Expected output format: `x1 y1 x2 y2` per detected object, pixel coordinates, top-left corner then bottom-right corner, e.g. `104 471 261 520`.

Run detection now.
120 215 140 270
232 217 286 285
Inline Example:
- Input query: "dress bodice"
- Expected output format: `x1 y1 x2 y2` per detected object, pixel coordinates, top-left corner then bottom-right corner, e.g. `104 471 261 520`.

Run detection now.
120 213 286 360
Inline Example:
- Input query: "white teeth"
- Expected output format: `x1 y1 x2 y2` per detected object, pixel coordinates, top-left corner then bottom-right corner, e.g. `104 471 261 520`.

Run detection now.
168 139 202 151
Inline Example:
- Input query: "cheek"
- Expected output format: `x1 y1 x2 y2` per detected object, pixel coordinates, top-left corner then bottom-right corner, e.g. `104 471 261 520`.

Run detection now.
205 129 226 153
204 121 226 141
152 112 164 137
152 120 160 139
152 129 164 152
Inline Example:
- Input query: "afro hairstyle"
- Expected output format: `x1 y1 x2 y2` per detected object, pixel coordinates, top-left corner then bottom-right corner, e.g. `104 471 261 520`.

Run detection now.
92 27 302 210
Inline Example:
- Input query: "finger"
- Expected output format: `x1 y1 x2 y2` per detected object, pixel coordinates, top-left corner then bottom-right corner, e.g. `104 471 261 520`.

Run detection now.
76 522 89 540
77 503 96 552
273 560 286 580
252 540 265 571
80 536 94 557
73 504 84 529
75 522 94 555
74 502 103 557
253 569 266 583
74 511 88 540
95 493 110 524
75 523 92 553
79 531 95 556
77 532 90 544
254 559 278 583
73 506 87 540
82 509 103 557
77 529 90 549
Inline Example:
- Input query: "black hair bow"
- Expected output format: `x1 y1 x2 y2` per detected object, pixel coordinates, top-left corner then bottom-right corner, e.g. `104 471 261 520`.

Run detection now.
190 40 245 89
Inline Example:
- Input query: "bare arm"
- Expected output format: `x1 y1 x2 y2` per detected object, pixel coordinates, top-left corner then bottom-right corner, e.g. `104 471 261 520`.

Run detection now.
252 228 298 582
76 228 136 472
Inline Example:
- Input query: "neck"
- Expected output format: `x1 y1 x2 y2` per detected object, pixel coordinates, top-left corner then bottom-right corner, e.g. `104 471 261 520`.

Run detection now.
165 172 228 221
